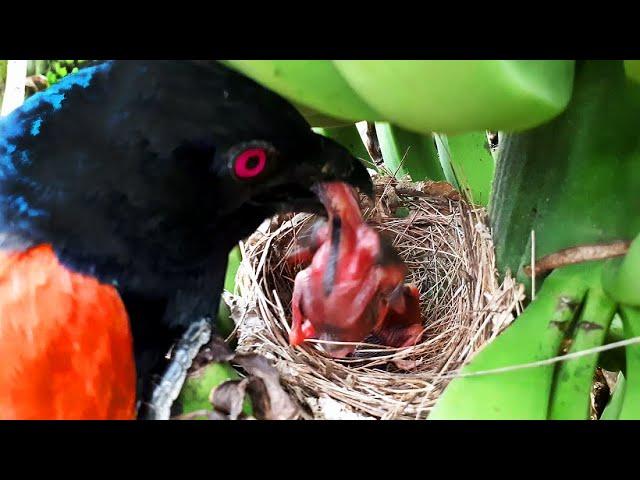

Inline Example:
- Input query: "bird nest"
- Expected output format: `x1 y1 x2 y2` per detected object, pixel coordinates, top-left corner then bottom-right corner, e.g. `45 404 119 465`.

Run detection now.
227 175 524 419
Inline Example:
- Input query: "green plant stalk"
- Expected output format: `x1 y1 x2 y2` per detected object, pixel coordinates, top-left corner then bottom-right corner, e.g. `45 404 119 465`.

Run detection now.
375 123 445 182
490 61 640 289
600 372 626 420
313 124 376 171
548 278 616 419
434 131 495 206
618 305 640 419
429 263 591 420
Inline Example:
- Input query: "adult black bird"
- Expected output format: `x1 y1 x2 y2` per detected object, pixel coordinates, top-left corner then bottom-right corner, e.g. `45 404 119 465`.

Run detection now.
0 60 372 419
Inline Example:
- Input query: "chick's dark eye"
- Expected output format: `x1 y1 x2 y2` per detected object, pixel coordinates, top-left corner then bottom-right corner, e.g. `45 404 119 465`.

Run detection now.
233 147 267 179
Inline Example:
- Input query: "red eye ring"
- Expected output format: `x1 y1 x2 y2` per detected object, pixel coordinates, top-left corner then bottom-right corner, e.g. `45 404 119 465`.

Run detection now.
233 147 267 179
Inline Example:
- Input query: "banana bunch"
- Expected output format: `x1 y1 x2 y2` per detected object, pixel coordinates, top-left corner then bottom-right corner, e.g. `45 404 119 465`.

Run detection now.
430 61 640 420
223 61 571 204
223 60 576 134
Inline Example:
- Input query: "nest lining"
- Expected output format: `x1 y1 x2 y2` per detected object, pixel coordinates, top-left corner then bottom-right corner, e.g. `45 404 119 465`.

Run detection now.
228 176 524 420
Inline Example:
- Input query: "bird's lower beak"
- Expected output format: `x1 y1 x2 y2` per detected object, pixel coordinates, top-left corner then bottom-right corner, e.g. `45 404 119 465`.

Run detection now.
308 136 374 201
257 136 374 216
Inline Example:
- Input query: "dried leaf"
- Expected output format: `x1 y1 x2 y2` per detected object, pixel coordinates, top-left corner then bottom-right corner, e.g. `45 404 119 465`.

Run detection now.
234 354 300 420
211 379 250 420
191 335 235 370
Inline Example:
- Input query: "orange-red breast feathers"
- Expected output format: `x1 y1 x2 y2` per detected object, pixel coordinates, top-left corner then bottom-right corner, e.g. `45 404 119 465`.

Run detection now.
0 244 136 419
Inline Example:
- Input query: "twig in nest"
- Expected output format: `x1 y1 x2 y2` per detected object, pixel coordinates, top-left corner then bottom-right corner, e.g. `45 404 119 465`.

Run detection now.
364 122 383 166
524 241 630 277
373 180 462 202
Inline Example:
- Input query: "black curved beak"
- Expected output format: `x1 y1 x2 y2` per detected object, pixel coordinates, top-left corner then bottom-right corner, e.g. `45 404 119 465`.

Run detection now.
251 135 374 216
308 135 374 200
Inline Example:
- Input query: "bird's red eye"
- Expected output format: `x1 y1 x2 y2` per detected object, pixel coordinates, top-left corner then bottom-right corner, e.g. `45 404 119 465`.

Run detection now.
233 148 267 179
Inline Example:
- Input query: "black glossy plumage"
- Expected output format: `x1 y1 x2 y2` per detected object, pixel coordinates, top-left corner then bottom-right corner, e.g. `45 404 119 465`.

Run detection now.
0 60 371 411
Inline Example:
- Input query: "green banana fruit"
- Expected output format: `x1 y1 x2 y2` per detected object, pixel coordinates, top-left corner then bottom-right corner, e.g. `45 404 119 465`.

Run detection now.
599 314 627 374
600 372 625 420
333 61 575 135
548 279 616 419
602 233 640 306
624 61 640 83
429 263 591 420
224 61 575 135
617 306 640 419
221 60 380 122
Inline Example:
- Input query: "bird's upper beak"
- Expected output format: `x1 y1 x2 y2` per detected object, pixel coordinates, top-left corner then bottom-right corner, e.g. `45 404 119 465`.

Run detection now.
283 135 373 215
251 135 374 216
310 135 374 200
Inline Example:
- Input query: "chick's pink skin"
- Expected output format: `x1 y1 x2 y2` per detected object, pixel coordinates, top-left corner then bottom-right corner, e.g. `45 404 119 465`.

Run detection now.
288 182 423 358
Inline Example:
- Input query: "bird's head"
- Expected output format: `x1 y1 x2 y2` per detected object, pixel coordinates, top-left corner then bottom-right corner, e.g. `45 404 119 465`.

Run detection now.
205 129 372 224
0 60 374 291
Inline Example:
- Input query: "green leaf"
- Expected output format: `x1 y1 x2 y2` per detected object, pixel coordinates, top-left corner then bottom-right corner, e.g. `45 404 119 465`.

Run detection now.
46 71 57 85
